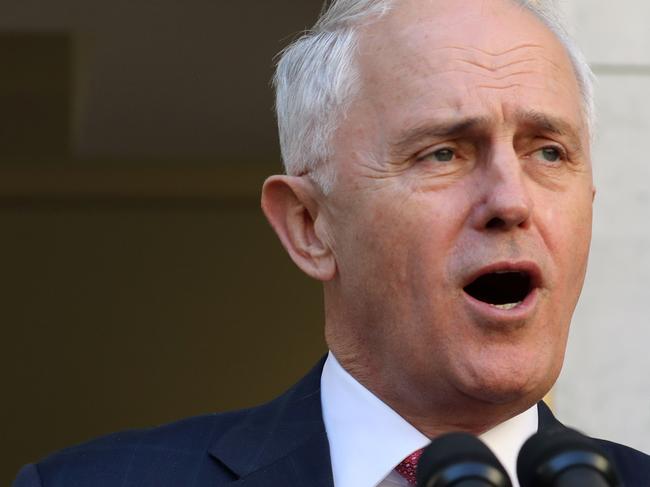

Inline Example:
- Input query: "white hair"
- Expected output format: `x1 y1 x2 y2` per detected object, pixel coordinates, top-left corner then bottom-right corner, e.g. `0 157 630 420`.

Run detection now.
273 0 595 192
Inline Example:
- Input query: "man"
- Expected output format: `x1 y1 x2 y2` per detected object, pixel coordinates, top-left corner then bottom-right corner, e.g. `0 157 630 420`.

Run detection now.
13 0 650 486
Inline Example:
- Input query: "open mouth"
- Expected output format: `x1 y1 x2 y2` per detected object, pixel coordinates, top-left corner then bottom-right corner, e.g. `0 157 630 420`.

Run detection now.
463 271 533 310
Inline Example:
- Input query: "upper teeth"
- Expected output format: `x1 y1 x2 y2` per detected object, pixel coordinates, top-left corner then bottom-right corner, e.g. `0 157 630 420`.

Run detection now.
492 302 521 310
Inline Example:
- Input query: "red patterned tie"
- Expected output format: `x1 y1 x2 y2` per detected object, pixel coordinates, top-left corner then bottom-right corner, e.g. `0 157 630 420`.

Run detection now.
395 449 424 485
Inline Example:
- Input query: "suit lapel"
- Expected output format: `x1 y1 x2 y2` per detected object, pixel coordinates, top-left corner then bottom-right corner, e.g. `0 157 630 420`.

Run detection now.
537 400 565 431
231 433 333 487
208 358 334 487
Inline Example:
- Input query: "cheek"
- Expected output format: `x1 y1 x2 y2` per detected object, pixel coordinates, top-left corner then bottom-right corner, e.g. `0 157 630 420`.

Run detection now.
537 188 593 292
332 200 410 292
337 195 454 294
563 201 592 262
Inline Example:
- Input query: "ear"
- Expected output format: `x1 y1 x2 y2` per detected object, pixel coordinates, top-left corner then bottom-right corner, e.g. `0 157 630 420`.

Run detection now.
261 175 336 281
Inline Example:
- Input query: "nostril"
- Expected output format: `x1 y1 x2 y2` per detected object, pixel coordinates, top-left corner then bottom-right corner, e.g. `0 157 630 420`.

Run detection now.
486 217 505 229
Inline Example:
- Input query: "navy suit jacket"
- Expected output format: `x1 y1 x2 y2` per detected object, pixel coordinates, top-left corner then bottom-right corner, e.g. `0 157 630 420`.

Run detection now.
13 359 650 486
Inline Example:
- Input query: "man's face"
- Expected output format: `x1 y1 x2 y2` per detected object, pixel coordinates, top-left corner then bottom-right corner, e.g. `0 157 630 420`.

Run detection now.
321 0 594 414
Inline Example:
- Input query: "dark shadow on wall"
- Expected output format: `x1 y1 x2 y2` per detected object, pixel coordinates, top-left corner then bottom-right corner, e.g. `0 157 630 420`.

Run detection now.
0 1 327 484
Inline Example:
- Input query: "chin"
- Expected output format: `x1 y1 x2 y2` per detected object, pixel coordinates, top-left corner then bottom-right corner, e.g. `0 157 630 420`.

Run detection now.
457 357 559 407
465 380 542 407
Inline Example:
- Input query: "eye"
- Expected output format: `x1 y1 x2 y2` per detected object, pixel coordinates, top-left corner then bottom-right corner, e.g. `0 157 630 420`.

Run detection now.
420 147 456 163
533 146 565 163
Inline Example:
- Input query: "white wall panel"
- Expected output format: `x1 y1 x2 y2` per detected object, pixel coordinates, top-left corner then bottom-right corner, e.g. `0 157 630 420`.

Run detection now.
563 0 650 65
556 73 650 453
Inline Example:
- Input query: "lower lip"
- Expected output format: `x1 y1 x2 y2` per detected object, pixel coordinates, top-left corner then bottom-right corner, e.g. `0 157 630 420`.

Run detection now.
462 287 539 323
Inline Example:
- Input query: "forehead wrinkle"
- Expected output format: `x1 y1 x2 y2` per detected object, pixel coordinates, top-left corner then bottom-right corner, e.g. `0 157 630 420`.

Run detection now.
456 57 538 72
359 15 571 97
439 43 566 77
477 83 530 91
432 43 546 57
393 68 547 83
477 70 549 82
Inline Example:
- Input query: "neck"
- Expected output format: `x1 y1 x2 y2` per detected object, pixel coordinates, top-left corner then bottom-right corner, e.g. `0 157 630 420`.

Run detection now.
330 347 538 439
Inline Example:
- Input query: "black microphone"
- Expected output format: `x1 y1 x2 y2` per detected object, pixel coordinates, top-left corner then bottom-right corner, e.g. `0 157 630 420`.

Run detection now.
517 427 622 487
416 432 512 487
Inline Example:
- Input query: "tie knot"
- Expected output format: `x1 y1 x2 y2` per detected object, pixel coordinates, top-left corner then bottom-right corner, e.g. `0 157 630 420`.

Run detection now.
395 449 424 485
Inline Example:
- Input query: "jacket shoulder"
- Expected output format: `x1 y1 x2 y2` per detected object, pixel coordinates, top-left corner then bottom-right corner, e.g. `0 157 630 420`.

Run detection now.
595 438 650 484
13 409 254 487
14 360 328 487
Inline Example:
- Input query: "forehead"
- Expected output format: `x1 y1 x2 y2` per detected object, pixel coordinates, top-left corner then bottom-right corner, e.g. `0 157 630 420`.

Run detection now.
353 0 585 136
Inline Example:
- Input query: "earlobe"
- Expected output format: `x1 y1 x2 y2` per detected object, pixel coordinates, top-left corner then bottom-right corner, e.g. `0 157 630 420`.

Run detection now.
261 175 336 281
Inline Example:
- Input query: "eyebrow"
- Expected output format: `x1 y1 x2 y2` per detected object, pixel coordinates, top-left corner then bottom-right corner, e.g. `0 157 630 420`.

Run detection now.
389 116 491 158
514 109 584 152
389 110 584 158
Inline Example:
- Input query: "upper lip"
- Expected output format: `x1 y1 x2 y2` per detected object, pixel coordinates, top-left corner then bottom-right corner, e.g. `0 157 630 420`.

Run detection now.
462 261 543 290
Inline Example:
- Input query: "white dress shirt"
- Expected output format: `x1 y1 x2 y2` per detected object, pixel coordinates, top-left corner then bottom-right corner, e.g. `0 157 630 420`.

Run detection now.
320 352 538 487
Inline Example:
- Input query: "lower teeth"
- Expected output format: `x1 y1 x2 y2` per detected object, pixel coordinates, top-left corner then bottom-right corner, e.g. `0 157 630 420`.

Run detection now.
492 302 521 310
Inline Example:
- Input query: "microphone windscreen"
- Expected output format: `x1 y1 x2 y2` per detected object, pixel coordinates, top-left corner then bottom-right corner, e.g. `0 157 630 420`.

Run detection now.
517 427 621 487
416 432 511 487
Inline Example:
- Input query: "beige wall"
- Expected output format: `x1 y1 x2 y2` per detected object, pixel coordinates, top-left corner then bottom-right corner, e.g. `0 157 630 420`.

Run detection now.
0 1 328 484
0 178 327 484
556 0 650 454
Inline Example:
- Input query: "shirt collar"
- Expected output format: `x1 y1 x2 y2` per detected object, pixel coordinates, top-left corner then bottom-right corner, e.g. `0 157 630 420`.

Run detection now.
320 352 538 487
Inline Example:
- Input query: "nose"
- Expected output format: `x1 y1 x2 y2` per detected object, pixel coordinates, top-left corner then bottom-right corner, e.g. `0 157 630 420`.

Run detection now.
472 147 533 231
